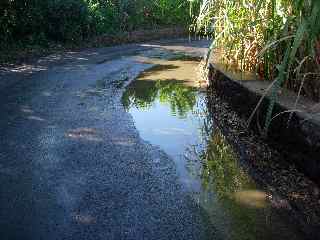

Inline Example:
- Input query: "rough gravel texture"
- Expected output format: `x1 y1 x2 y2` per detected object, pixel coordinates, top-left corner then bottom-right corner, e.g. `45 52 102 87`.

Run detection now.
0 40 218 240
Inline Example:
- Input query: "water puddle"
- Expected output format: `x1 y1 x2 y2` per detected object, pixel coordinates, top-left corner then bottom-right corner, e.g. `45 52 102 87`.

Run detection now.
122 55 304 240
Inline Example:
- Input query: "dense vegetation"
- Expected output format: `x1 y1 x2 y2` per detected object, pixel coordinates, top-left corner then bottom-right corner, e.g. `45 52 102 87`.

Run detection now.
197 0 320 133
0 0 192 48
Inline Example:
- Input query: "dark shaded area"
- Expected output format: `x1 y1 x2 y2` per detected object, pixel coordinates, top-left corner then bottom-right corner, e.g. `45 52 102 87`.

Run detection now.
168 54 203 62
0 0 193 47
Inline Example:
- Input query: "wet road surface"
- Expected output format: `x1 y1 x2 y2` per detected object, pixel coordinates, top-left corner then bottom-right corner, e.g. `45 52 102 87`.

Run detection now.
0 39 305 240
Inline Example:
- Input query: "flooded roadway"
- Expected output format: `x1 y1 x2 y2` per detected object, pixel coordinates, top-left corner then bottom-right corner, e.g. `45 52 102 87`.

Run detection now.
122 55 305 240
0 39 305 239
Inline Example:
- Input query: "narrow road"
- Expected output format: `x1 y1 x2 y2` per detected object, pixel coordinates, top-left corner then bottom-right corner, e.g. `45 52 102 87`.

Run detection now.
0 39 216 240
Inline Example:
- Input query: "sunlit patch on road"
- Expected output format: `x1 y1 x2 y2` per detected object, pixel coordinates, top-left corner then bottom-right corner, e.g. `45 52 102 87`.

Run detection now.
65 128 103 142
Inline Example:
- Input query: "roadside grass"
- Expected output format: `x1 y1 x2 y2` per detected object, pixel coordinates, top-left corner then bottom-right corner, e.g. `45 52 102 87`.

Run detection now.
196 0 320 134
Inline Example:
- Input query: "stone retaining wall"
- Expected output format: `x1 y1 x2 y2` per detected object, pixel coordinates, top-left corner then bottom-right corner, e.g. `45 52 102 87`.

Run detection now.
208 64 320 185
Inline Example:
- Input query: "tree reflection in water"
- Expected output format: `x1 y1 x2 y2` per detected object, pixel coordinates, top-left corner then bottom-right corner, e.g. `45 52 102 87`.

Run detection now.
198 127 253 197
186 115 277 240
122 79 197 119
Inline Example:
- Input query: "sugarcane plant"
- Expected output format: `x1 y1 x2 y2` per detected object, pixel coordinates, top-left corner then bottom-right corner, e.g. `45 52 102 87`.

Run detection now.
195 0 320 135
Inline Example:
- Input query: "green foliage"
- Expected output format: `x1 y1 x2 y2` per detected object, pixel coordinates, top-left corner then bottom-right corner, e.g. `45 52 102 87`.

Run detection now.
187 125 263 240
198 129 251 196
87 0 119 34
0 0 192 47
47 0 91 41
196 0 320 133
122 79 197 119
0 0 46 45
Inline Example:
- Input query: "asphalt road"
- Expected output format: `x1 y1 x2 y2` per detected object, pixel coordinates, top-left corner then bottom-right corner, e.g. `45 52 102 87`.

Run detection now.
0 39 218 240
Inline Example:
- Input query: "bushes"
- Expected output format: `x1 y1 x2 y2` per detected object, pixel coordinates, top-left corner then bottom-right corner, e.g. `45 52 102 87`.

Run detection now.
0 1 44 45
87 0 119 34
46 0 91 41
0 0 192 48
0 1 14 44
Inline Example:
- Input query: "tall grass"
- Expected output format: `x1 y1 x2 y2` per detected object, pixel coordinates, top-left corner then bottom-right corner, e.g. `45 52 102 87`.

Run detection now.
196 0 320 134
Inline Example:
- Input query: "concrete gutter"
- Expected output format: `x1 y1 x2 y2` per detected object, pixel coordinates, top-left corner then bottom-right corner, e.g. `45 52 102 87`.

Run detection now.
208 61 320 185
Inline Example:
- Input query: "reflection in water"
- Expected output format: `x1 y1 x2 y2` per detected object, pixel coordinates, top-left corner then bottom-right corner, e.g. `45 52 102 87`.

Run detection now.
234 190 267 209
189 124 272 240
192 128 253 197
122 59 303 240
123 79 197 119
